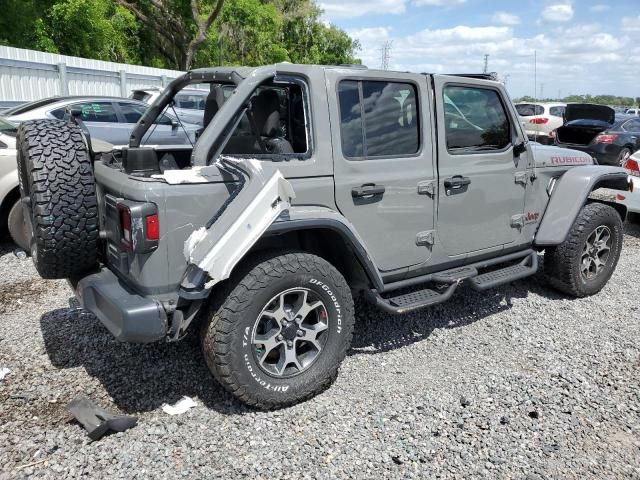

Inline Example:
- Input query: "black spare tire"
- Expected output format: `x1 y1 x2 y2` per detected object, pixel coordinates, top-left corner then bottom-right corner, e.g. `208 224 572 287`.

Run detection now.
17 120 98 279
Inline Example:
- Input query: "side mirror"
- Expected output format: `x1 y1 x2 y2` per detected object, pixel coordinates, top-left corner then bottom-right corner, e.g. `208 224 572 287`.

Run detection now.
513 142 527 157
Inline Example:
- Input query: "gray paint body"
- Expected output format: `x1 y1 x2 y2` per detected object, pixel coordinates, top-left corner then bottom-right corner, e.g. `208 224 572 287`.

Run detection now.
85 64 629 340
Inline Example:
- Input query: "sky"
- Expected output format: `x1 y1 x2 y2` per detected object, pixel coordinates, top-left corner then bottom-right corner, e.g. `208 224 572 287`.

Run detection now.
318 0 640 99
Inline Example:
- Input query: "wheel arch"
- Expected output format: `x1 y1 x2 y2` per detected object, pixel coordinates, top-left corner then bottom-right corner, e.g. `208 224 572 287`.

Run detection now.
535 165 630 247
254 218 384 292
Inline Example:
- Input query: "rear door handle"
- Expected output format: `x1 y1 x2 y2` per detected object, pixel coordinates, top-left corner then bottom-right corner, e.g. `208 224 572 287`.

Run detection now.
351 183 386 198
444 176 471 189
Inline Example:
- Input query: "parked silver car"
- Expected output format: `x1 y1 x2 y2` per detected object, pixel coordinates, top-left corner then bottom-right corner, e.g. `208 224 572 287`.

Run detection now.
131 87 209 126
4 97 199 146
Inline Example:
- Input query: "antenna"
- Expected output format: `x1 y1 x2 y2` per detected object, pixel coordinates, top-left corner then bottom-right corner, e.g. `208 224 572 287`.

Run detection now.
380 41 392 70
483 54 489 74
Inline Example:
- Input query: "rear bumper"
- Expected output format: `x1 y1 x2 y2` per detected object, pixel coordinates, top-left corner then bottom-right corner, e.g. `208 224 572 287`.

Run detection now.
554 143 621 166
73 268 168 343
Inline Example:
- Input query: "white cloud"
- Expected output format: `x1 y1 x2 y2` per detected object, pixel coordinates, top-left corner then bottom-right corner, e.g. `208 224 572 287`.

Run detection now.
589 4 610 13
412 0 465 5
622 15 640 32
319 0 405 19
347 20 639 97
492 11 521 26
541 3 574 23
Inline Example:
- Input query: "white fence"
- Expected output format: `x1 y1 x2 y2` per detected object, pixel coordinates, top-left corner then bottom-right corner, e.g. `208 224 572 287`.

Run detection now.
0 46 185 105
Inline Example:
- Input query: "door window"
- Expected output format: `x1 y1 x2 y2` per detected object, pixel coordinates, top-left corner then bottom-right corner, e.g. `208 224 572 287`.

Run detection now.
338 80 420 159
623 118 640 132
50 102 118 122
175 94 206 110
117 102 173 125
443 86 511 152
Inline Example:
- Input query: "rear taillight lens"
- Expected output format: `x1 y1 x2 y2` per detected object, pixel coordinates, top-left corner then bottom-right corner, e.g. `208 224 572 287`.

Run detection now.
119 206 132 248
623 158 640 177
145 214 159 241
594 133 618 144
529 117 549 124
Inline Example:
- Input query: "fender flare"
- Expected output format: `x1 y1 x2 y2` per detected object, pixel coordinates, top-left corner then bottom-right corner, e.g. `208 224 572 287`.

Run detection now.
534 165 629 247
266 206 384 291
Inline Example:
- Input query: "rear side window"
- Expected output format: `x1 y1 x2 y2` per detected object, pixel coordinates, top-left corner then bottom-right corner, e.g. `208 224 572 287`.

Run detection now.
624 118 640 131
549 106 565 117
338 80 420 159
515 103 544 116
443 86 511 152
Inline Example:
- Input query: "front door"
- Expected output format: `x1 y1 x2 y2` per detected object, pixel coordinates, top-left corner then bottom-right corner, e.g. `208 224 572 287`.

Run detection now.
433 76 529 257
327 71 435 271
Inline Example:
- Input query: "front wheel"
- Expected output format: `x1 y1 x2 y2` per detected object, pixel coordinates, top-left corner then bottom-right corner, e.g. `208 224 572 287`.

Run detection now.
544 203 623 297
202 252 354 409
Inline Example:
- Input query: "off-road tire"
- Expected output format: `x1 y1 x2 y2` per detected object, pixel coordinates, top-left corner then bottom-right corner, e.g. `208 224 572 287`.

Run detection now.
544 202 623 297
7 199 29 251
17 120 98 278
202 252 355 409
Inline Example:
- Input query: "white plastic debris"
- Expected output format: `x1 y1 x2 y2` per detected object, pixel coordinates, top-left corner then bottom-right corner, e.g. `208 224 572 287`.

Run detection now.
14 249 27 260
0 368 11 381
161 396 197 415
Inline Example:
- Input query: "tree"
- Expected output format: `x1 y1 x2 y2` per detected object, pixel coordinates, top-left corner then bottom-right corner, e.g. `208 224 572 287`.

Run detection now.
115 0 225 69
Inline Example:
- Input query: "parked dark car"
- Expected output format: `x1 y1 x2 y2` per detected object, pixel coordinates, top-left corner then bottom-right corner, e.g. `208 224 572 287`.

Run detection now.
554 104 640 166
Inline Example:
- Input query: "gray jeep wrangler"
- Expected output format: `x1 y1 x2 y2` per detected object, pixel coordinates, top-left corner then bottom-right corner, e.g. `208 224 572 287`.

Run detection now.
16 64 631 409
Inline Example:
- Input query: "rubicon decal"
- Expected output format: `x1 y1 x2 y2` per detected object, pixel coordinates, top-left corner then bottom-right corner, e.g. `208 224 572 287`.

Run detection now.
550 156 591 165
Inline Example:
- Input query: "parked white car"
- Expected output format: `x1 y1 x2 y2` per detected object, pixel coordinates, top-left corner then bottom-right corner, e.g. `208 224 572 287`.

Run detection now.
515 102 566 145
0 117 22 248
625 108 640 116
614 150 640 223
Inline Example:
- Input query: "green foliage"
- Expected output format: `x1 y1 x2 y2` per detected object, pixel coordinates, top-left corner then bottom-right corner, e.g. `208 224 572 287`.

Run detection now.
515 94 638 108
0 0 359 69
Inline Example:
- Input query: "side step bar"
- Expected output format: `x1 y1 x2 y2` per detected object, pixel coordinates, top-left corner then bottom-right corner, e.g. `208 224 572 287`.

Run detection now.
366 251 538 314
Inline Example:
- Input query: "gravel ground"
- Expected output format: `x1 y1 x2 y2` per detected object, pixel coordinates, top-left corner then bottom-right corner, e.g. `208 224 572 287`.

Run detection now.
0 225 639 479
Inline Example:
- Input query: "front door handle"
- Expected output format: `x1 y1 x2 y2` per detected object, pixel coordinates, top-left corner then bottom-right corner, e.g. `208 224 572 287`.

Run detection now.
444 175 471 189
351 183 386 198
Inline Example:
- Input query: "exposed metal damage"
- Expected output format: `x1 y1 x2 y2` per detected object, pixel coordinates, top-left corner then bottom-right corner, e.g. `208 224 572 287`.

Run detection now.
182 156 296 288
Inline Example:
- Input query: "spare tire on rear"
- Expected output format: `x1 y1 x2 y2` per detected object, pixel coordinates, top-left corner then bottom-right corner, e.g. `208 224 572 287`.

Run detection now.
17 120 99 279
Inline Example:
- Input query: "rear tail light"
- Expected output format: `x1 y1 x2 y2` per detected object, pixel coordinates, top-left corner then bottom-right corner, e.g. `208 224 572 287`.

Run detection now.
116 200 159 252
593 133 618 144
145 214 159 241
623 158 640 177
119 205 132 248
529 117 549 124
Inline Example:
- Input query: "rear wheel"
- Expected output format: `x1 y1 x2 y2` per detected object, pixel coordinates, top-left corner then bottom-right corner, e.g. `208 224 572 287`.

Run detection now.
544 203 623 297
17 120 98 278
617 147 631 166
202 252 354 409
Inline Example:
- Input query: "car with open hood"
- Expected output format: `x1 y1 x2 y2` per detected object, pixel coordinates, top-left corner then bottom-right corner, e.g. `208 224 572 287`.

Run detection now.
554 103 640 166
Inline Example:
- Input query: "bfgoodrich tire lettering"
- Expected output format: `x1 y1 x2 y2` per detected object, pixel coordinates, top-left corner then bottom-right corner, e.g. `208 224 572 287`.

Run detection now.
202 252 355 409
17 120 98 279
544 202 623 297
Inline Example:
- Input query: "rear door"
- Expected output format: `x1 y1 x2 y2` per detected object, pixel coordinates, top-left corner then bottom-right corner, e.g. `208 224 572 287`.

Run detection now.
433 76 529 257
326 70 436 271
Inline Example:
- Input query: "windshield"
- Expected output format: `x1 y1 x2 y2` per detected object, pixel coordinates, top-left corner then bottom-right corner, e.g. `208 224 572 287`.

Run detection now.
0 117 17 136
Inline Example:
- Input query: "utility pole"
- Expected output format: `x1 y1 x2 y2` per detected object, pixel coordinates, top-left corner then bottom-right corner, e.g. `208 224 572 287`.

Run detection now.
483 54 489 74
380 41 392 70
